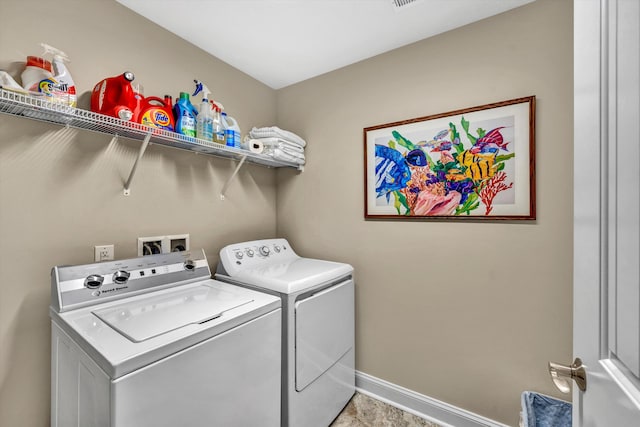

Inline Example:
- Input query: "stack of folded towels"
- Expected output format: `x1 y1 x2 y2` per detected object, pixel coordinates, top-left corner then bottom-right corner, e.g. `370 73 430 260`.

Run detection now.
245 126 306 165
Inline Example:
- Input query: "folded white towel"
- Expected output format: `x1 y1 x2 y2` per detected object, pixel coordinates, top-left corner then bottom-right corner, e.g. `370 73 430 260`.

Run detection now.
254 137 304 153
250 126 307 147
263 144 305 160
268 148 305 165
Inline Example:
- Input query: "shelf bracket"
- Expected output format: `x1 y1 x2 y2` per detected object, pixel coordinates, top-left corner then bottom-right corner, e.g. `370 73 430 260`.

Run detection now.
220 155 247 200
123 131 152 196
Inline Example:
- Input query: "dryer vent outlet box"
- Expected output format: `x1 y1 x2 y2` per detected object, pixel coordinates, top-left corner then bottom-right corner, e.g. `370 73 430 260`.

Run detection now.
138 234 190 256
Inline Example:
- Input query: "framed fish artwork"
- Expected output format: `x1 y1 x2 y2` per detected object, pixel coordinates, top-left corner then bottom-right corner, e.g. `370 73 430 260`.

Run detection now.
364 96 535 219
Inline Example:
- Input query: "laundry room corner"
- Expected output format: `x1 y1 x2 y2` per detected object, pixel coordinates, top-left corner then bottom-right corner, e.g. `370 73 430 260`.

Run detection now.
0 0 282 425
275 0 573 425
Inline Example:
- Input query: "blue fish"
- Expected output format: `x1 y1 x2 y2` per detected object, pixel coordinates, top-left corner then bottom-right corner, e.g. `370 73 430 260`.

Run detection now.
375 145 411 198
406 148 427 167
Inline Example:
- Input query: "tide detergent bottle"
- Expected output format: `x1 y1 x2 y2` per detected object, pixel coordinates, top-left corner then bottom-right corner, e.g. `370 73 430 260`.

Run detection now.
173 92 198 137
137 96 175 132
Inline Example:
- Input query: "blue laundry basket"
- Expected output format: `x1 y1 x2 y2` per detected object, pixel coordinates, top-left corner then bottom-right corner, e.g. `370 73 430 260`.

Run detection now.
521 391 571 427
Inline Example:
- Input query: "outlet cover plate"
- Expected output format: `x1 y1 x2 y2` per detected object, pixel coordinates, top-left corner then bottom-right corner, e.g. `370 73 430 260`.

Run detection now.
94 245 114 262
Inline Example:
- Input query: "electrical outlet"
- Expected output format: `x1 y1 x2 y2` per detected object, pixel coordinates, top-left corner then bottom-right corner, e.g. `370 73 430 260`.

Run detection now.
94 245 114 262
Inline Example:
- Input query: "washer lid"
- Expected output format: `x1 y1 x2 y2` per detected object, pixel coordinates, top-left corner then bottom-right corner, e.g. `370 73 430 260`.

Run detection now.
92 284 252 342
229 258 353 294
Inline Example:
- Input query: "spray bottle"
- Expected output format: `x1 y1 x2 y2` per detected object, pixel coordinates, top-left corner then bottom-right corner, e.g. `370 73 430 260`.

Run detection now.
40 44 77 107
193 80 213 141
211 101 226 144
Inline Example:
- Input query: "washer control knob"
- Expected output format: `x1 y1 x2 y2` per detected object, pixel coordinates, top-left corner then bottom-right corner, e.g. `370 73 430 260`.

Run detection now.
184 260 196 271
235 251 244 260
246 249 254 257
259 245 270 256
84 275 104 290
274 245 281 253
112 270 130 285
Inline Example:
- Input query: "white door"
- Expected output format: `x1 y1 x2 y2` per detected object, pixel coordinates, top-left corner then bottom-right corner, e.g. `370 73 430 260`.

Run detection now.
574 0 640 425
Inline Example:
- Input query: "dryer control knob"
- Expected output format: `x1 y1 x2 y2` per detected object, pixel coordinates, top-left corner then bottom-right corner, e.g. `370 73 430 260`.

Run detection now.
274 245 281 253
113 270 130 285
259 245 270 256
84 274 104 289
246 249 254 257
184 260 196 270
235 251 244 260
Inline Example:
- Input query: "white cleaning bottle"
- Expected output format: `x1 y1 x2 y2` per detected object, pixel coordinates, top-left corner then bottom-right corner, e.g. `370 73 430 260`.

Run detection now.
221 112 241 148
41 43 77 107
193 80 213 141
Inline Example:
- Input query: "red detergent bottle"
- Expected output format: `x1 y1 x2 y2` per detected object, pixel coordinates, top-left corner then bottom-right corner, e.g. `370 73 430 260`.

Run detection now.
136 95 175 132
90 72 138 121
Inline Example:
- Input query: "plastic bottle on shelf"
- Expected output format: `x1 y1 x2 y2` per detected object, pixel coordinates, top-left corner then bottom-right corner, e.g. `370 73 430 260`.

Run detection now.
173 92 198 137
211 102 225 144
219 109 228 145
21 56 53 93
221 112 241 148
41 43 77 107
138 96 175 132
192 80 213 141
90 71 138 121
164 95 173 109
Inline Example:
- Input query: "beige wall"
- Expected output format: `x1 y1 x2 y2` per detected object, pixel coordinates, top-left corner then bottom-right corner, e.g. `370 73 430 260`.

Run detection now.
0 0 573 426
0 1 279 425
276 0 573 425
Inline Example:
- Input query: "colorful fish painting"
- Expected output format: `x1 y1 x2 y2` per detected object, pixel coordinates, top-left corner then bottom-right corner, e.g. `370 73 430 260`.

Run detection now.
373 116 515 216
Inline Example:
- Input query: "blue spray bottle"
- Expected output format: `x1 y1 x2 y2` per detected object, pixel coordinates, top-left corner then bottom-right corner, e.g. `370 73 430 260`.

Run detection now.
173 91 198 137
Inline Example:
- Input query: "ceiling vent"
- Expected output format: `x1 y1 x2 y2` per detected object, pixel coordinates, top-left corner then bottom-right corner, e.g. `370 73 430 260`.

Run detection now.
391 0 423 10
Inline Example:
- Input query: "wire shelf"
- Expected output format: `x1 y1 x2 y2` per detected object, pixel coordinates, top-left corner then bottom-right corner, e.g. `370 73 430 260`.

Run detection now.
0 87 301 169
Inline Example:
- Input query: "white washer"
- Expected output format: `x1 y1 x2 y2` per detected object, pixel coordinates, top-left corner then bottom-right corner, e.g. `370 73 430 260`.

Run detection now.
215 238 355 427
50 249 282 427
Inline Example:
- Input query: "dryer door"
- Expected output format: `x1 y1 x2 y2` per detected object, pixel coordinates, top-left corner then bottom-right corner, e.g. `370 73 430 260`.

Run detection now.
294 279 354 391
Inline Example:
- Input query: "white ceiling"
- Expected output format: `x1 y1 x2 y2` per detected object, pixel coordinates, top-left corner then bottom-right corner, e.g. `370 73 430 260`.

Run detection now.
116 0 535 89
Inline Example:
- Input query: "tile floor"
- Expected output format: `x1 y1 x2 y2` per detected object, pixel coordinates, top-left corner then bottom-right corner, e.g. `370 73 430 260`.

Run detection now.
330 392 442 427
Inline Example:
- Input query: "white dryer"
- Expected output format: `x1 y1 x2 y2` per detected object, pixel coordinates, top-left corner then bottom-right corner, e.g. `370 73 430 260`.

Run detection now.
50 249 281 427
216 238 355 427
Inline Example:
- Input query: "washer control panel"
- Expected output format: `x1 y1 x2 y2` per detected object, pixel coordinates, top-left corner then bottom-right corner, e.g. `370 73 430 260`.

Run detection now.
52 249 211 313
219 238 298 275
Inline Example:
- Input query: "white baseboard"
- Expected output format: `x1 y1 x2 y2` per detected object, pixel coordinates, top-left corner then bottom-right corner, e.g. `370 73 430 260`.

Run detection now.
355 371 511 427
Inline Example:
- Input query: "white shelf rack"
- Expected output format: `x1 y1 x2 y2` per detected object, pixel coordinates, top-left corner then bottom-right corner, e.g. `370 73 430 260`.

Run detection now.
0 87 302 198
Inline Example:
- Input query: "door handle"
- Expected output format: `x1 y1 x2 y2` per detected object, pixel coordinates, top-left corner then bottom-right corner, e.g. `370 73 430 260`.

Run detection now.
548 357 587 393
